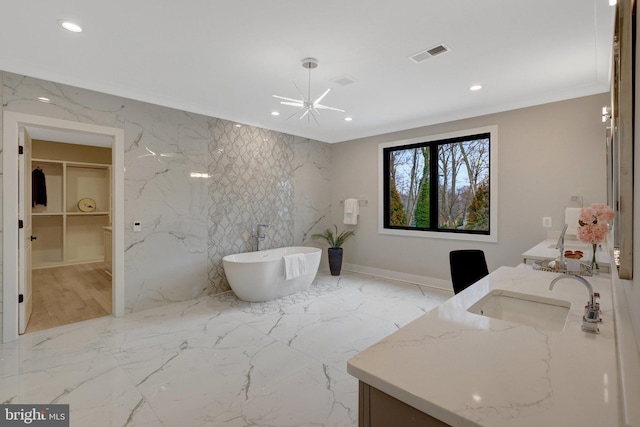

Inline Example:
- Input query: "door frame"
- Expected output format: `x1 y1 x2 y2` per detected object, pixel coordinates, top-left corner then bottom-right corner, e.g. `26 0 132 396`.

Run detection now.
18 127 33 334
3 112 125 342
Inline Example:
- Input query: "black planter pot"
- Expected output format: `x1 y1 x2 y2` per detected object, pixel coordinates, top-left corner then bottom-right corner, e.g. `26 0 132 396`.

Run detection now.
328 247 343 276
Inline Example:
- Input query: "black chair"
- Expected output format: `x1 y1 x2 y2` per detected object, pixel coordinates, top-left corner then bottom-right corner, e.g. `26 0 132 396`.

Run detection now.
449 250 489 294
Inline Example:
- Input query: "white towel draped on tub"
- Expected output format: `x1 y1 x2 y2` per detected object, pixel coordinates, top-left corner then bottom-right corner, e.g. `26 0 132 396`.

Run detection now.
283 254 306 280
344 198 359 225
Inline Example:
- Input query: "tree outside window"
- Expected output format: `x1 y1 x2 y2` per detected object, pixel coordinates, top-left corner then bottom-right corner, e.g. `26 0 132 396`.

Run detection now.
383 132 491 235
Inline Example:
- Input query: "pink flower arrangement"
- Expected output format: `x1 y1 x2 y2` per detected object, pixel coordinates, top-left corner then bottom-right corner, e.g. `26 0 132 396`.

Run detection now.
577 203 614 244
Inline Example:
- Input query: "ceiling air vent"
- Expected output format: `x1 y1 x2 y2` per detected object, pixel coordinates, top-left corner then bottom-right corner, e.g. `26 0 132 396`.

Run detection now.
427 44 448 56
408 44 450 64
332 75 356 86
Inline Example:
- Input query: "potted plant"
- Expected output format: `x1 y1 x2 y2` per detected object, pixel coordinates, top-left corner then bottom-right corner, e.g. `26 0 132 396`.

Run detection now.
312 225 355 276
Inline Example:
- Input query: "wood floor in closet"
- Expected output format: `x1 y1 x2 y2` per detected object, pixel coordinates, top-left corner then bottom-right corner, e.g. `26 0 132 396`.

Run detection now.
26 263 112 334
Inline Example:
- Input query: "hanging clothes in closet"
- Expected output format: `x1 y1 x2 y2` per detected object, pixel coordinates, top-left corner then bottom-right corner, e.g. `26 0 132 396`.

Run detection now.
32 166 47 207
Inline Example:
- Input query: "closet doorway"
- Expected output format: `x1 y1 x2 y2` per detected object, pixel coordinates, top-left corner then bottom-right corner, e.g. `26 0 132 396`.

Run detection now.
3 112 125 343
28 138 113 333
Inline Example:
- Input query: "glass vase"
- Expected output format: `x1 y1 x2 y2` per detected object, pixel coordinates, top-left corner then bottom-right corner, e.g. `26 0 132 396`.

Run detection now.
590 243 599 275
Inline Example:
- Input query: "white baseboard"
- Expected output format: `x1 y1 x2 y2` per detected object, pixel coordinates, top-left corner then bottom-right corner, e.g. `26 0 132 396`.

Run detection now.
342 262 452 293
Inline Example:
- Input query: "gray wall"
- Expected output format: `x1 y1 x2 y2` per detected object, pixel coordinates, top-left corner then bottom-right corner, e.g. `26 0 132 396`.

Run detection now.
0 71 332 339
331 94 610 284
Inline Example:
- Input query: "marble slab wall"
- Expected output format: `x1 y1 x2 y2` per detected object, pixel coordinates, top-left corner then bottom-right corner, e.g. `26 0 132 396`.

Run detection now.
122 100 212 312
0 71 331 337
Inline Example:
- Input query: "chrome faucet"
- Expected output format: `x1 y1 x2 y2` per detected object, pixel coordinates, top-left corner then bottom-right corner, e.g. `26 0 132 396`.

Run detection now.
555 223 568 270
549 273 600 333
252 223 269 251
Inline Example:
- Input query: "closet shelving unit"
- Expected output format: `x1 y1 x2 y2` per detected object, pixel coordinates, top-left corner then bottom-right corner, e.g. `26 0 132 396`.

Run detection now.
32 158 111 269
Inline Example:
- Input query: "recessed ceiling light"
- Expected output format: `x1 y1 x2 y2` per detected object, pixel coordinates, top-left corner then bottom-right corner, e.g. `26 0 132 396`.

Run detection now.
609 0 617 5
469 84 483 91
37 97 50 103
344 117 353 122
271 111 280 116
58 20 83 33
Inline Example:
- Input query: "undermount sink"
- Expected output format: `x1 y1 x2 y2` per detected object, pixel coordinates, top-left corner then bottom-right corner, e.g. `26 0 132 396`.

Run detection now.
468 289 571 331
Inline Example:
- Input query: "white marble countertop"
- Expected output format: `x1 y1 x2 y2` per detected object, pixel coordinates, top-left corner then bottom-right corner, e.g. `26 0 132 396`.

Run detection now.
522 238 611 269
347 266 619 427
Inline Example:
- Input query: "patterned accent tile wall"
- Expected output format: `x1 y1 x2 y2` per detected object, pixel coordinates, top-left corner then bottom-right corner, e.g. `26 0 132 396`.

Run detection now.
207 119 331 294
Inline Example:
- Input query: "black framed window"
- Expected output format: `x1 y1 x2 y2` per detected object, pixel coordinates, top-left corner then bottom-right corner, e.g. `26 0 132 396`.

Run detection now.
383 132 491 235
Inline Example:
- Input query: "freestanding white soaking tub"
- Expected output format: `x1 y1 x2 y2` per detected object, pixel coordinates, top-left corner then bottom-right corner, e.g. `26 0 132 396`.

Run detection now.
222 246 321 302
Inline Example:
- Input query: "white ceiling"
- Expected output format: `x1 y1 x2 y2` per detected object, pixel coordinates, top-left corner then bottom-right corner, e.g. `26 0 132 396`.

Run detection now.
0 1 615 144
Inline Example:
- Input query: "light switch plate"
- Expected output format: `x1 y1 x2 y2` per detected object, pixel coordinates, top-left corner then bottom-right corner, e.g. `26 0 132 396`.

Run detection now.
543 217 552 228
133 221 142 232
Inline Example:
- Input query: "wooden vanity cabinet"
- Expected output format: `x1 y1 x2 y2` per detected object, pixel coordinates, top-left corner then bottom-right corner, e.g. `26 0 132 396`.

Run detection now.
359 382 451 427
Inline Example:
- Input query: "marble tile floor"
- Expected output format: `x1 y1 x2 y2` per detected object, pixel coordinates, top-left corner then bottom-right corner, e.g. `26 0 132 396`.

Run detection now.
0 271 452 427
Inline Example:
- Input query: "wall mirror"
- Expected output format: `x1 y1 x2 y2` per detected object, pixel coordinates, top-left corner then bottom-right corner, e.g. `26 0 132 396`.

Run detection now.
608 0 634 280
